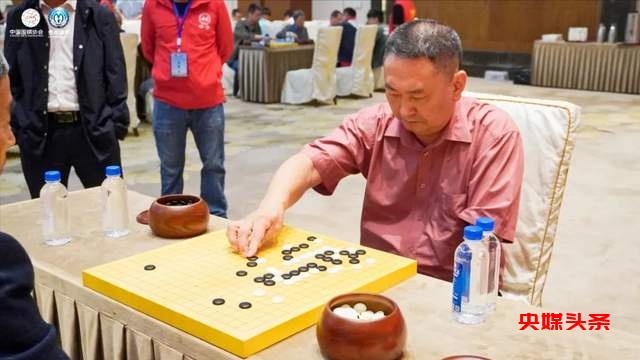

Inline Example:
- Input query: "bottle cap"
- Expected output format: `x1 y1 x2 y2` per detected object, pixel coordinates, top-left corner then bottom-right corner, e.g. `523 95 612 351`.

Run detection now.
476 217 495 232
463 225 483 241
105 165 121 177
44 170 61 182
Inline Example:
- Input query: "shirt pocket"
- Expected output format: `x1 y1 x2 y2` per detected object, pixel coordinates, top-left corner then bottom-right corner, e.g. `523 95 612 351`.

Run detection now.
433 192 468 231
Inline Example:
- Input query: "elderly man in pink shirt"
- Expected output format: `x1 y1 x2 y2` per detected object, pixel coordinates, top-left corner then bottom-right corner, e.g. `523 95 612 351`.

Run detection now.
227 20 524 283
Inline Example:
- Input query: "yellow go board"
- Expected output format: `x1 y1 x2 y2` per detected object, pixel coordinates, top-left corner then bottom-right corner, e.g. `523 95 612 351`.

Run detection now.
82 226 417 358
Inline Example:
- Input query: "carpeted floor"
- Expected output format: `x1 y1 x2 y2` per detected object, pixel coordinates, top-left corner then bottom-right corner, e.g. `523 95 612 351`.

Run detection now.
1 77 639 335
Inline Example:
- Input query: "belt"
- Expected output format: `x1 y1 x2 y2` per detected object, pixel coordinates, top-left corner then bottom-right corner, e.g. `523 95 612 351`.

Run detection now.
48 111 80 124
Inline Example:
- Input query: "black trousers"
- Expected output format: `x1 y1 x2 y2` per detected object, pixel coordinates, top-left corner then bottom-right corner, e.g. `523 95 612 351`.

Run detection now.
20 121 122 198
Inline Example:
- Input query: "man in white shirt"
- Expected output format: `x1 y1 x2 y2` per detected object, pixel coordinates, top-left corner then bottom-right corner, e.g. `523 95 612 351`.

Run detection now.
4 0 129 198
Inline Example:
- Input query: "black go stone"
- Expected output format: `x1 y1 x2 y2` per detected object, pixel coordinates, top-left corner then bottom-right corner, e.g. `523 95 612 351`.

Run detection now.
299 243 309 249
144 264 156 271
332 259 343 265
307 236 317 241
298 266 309 272
290 246 300 252
317 265 327 271
236 270 248 277
212 298 225 305
248 256 259 261
283 255 293 261
289 270 300 276
315 254 325 259
254 277 264 283
348 254 359 259
239 302 252 309
264 280 276 286
264 273 275 279
339 250 350 256
281 273 292 280
324 250 335 256
356 249 366 255
349 258 360 264
323 257 334 262
247 261 258 267
282 249 292 255
307 262 318 268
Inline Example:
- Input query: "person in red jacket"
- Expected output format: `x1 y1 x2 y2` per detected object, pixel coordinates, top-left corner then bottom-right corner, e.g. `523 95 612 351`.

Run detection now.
141 0 233 217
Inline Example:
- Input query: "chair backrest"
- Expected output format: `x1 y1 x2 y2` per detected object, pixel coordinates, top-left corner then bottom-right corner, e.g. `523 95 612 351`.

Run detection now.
464 91 581 307
120 32 139 125
305 20 330 41
310 26 343 103
349 25 378 97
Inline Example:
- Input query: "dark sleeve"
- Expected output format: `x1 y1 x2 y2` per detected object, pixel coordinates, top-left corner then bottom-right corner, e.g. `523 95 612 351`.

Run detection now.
302 27 309 41
0 232 69 359
96 5 130 140
275 25 288 39
234 22 253 43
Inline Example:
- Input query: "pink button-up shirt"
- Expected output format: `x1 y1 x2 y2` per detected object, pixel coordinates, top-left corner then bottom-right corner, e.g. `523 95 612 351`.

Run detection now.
302 97 524 282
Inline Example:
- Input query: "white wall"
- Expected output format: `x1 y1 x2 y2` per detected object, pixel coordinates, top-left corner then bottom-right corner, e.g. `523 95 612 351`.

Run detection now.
224 0 239 16
312 0 371 25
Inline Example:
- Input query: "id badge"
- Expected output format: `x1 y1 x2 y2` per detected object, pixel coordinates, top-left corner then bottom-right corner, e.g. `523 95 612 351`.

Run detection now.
171 52 188 77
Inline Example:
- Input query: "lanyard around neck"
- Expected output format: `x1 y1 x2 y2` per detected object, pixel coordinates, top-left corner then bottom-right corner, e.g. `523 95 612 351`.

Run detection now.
172 0 192 50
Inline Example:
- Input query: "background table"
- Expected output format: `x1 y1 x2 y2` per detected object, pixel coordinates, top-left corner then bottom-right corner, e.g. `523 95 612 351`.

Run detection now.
1 189 639 359
239 44 314 103
531 40 640 94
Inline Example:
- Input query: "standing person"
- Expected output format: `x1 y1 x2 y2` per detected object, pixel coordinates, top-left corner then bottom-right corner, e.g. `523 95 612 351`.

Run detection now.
337 7 357 67
0 54 69 360
4 0 129 199
228 3 262 96
141 0 233 217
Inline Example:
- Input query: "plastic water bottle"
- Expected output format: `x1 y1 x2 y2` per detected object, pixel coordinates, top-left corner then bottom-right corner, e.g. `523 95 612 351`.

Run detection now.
477 217 500 313
101 165 130 238
40 170 71 246
452 225 489 325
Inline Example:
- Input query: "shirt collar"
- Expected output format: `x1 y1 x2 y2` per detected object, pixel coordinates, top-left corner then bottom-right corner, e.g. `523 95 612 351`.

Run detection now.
40 0 76 12
384 97 473 149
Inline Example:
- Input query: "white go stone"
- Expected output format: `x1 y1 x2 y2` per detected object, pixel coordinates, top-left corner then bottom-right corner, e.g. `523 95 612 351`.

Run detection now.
353 302 367 314
256 258 267 264
333 307 359 320
302 273 310 278
252 289 266 297
309 268 320 274
282 245 292 250
374 311 385 320
283 279 294 285
272 296 284 304
360 311 375 320
366 258 377 264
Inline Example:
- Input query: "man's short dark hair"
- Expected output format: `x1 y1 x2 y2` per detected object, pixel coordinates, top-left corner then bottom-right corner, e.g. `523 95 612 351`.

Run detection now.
261 6 271 16
384 19 462 76
367 9 384 23
247 3 261 14
284 9 293 18
232 8 239 16
292 10 304 21
330 10 342 18
343 7 356 18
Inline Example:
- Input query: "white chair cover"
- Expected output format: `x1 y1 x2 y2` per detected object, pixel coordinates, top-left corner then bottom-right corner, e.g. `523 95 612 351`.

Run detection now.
304 20 330 41
222 63 234 96
464 91 581 307
281 26 343 104
373 66 385 90
120 33 139 131
336 25 378 97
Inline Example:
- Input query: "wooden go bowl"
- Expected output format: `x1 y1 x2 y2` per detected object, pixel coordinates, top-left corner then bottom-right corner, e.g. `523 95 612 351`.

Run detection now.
316 293 407 360
148 194 209 239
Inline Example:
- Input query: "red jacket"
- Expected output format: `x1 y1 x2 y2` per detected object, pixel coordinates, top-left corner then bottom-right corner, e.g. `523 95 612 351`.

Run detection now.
141 0 233 109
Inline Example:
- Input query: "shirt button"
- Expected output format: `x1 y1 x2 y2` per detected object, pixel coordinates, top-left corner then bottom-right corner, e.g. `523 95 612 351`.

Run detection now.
44 88 47 92
43 65 47 70
78 44 83 49
45 42 49 47
74 66 78 71
43 110 47 115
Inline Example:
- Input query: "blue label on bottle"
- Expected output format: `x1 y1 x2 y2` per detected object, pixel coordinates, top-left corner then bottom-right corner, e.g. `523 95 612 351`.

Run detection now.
452 251 471 312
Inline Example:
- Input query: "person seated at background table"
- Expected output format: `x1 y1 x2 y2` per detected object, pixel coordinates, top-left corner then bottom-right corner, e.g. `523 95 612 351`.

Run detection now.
367 8 387 70
231 8 242 29
229 3 263 96
282 8 293 24
116 0 144 20
329 9 342 26
226 20 524 283
276 9 309 42
0 55 69 360
258 6 274 35
337 7 357 67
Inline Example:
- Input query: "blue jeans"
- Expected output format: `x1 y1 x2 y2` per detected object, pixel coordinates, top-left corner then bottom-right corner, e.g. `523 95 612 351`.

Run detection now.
152 99 228 217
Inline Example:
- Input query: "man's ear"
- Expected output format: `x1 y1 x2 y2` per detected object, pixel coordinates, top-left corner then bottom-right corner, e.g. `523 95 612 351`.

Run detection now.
451 70 467 101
